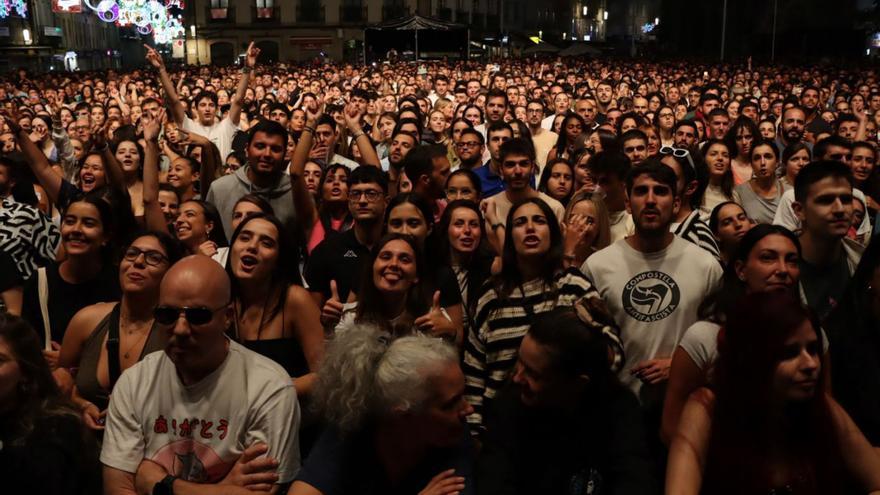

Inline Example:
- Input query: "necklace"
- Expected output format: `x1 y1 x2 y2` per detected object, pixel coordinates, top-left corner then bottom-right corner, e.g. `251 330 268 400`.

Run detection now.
119 317 152 360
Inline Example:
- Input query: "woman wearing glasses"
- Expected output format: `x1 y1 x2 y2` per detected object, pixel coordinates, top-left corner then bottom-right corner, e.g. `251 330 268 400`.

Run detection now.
733 139 784 225
58 232 184 431
655 105 677 147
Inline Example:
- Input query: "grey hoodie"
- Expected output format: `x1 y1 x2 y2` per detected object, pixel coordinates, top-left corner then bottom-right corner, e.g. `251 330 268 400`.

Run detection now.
206 165 295 240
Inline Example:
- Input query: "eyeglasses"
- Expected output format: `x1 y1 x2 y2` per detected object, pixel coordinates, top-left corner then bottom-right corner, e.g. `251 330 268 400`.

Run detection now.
456 141 481 148
659 145 696 171
123 246 168 267
154 305 227 326
349 189 383 202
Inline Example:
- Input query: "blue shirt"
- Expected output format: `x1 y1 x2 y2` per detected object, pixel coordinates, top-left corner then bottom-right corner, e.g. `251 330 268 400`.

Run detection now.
473 161 536 198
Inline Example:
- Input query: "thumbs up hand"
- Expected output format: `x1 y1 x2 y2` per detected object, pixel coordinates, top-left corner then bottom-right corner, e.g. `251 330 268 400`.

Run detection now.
321 280 345 328
415 291 454 339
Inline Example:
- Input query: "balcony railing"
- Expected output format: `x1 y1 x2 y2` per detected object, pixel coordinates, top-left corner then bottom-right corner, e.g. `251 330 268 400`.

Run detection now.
251 6 280 22
296 4 326 22
437 7 452 20
339 5 368 23
382 5 409 20
206 6 235 23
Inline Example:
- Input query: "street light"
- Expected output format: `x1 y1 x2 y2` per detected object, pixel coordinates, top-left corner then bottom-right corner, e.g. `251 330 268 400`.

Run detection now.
22 28 31 45
603 10 608 20
190 24 199 65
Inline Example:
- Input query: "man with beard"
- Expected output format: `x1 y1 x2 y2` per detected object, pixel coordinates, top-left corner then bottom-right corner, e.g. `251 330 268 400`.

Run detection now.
793 161 863 320
595 80 615 116
453 128 485 171
380 129 417 173
474 122 514 197
101 256 300 494
403 144 451 222
482 138 565 229
802 86 832 138
526 100 558 171
147 42 260 159
205 120 293 239
478 308 657 494
582 162 721 407
775 106 811 155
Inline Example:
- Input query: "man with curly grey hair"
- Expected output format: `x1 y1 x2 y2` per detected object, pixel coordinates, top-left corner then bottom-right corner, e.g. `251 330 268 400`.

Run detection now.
288 325 475 495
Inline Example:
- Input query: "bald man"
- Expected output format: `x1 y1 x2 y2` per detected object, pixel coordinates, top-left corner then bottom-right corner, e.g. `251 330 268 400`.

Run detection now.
101 256 301 495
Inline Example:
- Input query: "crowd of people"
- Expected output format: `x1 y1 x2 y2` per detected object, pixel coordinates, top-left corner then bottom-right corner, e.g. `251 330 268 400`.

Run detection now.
2 43 880 494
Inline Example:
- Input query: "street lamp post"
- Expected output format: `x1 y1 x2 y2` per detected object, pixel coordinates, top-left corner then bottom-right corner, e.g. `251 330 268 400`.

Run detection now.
720 0 727 61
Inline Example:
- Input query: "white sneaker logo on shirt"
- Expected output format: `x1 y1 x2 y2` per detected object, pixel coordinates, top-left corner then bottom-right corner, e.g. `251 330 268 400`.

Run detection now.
343 250 358 258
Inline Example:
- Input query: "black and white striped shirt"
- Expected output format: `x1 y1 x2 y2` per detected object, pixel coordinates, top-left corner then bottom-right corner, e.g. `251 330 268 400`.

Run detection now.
0 197 60 281
463 268 623 433
672 210 720 261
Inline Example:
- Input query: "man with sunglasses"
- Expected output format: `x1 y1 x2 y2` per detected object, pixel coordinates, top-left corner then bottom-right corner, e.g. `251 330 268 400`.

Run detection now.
102 256 300 495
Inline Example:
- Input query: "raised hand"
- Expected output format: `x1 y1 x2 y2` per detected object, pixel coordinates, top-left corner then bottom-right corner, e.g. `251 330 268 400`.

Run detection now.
142 108 165 142
414 291 451 337
245 41 261 68
143 44 164 70
343 102 363 132
320 280 345 328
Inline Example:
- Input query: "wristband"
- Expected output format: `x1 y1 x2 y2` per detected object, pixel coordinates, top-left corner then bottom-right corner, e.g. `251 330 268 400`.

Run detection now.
492 223 504 231
153 475 177 495
303 126 315 134
352 131 365 140
242 66 253 74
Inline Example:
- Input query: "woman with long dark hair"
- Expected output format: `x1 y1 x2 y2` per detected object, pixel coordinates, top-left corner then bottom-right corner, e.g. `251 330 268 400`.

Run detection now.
548 113 586 162
22 195 121 366
538 158 575 206
227 213 323 395
733 139 784 224
724 116 761 185
463 197 622 434
434 200 494 338
666 291 880 494
707 201 753 266
780 142 811 192
335 233 459 343
699 139 736 218
173 199 229 263
661 225 801 444
0 313 99 494
58 232 184 430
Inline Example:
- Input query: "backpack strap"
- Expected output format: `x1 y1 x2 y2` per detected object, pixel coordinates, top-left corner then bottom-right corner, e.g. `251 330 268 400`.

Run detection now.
105 303 123 388
37 267 51 350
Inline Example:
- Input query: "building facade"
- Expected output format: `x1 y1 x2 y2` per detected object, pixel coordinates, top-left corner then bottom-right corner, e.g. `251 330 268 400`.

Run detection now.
186 0 523 64
0 1 126 72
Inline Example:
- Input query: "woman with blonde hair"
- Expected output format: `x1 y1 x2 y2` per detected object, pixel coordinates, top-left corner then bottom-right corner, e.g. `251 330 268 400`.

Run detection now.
562 190 612 268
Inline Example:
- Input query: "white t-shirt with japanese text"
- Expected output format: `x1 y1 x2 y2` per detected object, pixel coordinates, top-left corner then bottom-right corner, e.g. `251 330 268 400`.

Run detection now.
100 339 300 484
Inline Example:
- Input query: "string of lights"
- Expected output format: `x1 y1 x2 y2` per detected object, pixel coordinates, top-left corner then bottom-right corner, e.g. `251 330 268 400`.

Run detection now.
84 0 185 43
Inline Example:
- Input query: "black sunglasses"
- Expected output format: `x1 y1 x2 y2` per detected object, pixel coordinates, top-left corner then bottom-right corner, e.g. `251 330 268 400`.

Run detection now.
153 305 227 326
